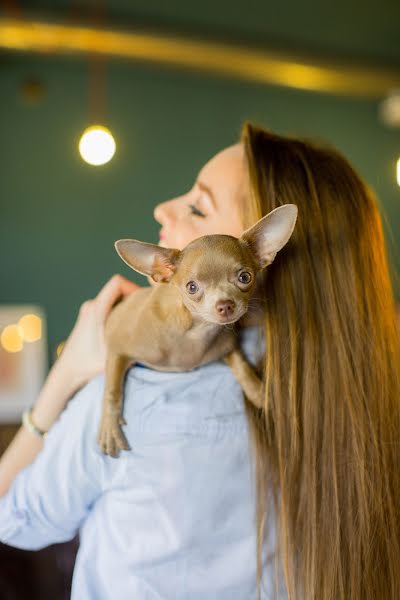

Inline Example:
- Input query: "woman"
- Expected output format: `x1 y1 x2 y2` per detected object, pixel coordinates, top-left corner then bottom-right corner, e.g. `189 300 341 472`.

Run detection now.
0 122 399 600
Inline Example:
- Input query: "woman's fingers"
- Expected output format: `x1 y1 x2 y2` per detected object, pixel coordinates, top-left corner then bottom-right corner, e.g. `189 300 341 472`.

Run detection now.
94 275 141 319
58 276 141 388
79 299 94 313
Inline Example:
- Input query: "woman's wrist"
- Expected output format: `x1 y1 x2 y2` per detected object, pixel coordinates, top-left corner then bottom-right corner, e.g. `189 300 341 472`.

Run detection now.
0 361 76 498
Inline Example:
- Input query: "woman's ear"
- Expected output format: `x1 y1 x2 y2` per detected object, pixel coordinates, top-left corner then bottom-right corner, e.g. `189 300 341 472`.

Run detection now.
240 204 298 269
114 239 182 283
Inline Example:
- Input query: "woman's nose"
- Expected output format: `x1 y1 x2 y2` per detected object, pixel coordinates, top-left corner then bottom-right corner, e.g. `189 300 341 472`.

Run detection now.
153 202 170 225
153 203 164 224
153 199 177 226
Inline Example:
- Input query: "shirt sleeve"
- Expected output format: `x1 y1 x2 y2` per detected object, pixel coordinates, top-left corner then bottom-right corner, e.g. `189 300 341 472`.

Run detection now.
0 374 105 550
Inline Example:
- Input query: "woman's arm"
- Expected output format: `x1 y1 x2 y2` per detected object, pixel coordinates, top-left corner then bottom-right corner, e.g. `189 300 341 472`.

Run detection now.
0 274 140 498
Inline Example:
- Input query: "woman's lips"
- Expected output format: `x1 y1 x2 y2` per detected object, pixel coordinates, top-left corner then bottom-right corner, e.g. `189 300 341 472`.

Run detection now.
159 232 165 240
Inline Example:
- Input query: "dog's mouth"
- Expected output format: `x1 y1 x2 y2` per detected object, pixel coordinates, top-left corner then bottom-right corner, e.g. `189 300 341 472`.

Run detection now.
197 306 248 326
217 314 238 324
213 308 247 325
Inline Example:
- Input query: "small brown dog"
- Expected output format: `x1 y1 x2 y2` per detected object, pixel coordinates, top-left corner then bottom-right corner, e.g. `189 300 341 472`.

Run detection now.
97 204 298 457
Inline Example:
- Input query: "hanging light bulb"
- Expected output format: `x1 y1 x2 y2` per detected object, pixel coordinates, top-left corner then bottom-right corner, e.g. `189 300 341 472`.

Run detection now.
79 3 115 166
79 124 116 166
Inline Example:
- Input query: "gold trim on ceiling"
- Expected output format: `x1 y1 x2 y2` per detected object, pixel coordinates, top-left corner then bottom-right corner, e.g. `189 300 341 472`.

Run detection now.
0 18 399 98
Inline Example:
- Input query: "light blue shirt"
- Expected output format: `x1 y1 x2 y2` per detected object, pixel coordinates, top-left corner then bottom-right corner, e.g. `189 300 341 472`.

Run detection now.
0 326 286 599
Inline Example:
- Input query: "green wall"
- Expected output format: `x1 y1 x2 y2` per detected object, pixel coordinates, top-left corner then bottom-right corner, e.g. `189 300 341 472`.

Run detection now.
1 53 399 367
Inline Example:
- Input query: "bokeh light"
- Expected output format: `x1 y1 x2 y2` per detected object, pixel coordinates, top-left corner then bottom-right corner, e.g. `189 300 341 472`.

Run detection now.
1 324 24 353
18 313 42 342
397 157 400 187
56 340 65 358
79 125 116 166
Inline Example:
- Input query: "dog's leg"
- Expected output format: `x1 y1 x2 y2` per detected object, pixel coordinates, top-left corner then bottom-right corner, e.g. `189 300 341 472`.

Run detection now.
223 349 264 410
97 353 133 457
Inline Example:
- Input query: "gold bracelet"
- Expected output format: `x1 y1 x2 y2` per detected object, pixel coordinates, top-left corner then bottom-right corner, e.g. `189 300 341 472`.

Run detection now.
22 406 48 440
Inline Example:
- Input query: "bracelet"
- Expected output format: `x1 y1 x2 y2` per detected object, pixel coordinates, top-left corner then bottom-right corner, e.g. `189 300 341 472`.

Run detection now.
22 406 49 440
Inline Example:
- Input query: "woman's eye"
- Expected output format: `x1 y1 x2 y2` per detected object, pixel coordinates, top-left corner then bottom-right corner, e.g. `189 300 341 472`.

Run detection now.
188 204 206 218
238 271 252 284
186 281 199 294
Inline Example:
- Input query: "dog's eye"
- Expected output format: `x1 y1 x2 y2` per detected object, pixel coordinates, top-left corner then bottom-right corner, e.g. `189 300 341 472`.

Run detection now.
238 271 252 284
186 281 199 294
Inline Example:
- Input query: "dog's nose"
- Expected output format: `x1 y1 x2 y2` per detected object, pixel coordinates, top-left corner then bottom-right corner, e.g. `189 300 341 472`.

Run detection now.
215 299 236 317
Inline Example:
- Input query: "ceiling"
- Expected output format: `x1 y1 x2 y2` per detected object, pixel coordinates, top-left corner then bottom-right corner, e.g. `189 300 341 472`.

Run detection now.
5 0 400 66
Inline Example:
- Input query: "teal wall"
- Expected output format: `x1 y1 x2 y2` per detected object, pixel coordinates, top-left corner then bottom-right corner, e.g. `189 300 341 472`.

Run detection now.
1 53 399 366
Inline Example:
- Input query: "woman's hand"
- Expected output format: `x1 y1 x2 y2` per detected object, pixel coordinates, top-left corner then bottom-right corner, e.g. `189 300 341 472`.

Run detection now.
0 275 141 496
58 275 141 392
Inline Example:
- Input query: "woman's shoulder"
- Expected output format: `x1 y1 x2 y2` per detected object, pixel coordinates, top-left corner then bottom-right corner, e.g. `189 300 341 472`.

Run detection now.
124 358 245 429
60 325 264 450
120 325 265 439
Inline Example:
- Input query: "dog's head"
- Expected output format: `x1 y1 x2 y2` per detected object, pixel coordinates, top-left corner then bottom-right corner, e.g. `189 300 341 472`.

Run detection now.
115 204 298 324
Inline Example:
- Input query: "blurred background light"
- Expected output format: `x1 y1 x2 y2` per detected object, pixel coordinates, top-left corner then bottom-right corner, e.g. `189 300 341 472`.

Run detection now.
17 314 42 342
379 90 400 128
0 324 23 353
78 125 116 166
55 340 65 358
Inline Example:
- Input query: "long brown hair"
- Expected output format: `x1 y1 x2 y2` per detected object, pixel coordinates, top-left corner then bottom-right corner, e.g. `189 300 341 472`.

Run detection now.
238 122 400 600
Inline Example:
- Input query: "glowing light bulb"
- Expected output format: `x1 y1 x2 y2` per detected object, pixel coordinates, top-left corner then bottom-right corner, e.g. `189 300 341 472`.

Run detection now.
79 125 116 166
18 314 42 342
1 324 23 353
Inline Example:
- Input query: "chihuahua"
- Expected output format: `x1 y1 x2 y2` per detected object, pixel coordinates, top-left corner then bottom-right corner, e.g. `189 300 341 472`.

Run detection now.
97 204 298 457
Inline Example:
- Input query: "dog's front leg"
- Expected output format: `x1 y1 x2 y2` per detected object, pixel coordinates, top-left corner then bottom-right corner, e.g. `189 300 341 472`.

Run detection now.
97 353 133 457
223 349 264 410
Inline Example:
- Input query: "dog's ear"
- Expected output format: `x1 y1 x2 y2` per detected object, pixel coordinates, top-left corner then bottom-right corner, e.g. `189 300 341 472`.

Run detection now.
114 240 182 283
240 204 298 269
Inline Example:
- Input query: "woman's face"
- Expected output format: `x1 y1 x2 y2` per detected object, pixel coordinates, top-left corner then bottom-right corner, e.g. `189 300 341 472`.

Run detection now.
153 143 249 250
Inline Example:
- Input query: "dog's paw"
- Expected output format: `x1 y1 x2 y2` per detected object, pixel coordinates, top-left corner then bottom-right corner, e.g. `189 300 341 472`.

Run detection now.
97 410 131 458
